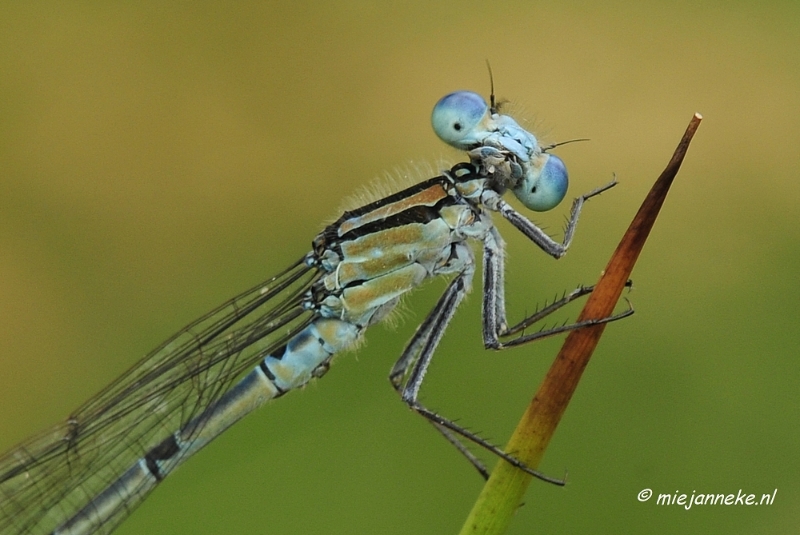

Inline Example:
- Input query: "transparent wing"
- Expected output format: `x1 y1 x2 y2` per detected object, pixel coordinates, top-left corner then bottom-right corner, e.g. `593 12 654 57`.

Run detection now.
0 256 320 534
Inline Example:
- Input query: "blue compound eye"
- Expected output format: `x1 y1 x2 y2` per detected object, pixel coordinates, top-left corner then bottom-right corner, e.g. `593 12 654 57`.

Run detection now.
431 91 489 149
512 153 569 212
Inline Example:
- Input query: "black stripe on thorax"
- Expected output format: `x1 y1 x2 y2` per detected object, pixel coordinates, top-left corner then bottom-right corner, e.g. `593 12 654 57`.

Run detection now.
338 196 459 242
337 175 451 221
326 178 465 247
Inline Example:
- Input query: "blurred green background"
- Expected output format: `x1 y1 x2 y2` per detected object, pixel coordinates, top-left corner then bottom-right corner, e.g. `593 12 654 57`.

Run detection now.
1 2 798 534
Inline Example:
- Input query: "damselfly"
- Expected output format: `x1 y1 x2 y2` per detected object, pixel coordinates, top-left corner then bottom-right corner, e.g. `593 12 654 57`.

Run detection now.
0 90 625 535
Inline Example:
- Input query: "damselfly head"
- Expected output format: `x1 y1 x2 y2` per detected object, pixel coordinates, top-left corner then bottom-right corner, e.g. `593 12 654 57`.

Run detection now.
432 90 569 212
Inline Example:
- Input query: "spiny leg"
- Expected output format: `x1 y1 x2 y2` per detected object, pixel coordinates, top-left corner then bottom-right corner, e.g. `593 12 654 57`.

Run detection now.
388 257 565 485
482 225 633 350
394 179 624 479
387 255 491 476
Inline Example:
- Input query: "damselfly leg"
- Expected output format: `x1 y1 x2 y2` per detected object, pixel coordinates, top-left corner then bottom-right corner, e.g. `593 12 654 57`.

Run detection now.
389 179 631 483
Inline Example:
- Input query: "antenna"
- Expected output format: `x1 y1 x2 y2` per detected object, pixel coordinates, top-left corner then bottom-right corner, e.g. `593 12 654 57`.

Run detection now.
540 138 591 152
486 60 496 113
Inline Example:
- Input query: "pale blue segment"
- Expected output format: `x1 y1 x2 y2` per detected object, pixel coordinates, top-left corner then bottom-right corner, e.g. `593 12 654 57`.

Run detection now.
262 319 359 391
